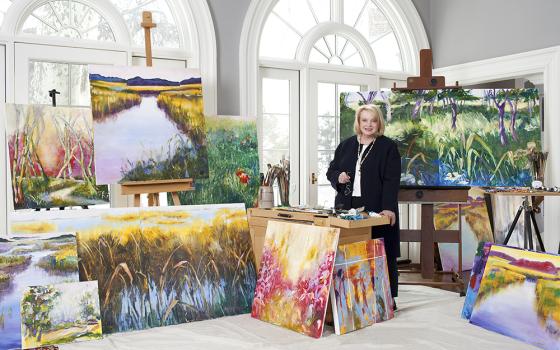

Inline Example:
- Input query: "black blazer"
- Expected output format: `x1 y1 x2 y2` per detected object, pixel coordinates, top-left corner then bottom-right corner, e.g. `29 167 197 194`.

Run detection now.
326 135 401 256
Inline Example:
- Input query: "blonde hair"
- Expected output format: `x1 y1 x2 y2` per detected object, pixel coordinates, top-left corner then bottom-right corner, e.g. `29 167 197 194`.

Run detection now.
354 104 385 137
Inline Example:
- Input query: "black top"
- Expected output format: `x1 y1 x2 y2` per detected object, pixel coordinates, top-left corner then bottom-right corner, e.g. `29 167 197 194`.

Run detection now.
326 135 401 256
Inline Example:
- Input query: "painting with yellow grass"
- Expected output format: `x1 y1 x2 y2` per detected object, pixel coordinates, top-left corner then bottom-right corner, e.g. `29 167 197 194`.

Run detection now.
470 245 560 349
435 187 494 272
21 281 102 348
251 221 339 338
6 104 109 209
89 65 209 184
330 239 394 335
0 232 79 349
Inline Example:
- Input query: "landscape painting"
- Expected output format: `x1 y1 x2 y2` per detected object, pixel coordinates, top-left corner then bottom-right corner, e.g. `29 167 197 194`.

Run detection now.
21 281 102 348
0 232 79 349
330 239 394 335
6 104 109 209
461 242 493 320
177 115 259 208
251 221 339 338
89 65 209 184
470 245 560 349
340 88 542 186
435 187 494 272
10 204 256 335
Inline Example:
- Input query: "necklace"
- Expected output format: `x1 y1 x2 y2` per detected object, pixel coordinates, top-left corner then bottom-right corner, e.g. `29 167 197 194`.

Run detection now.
357 135 376 174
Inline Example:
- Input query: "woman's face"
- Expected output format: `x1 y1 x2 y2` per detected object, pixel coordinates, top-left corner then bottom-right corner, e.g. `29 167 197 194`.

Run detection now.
359 110 379 138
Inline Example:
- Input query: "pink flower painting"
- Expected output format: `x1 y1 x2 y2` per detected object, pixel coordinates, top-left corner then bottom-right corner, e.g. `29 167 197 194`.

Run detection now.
251 221 339 338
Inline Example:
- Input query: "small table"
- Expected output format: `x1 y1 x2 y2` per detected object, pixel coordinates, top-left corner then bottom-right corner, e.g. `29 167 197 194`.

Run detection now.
488 190 560 253
247 208 389 268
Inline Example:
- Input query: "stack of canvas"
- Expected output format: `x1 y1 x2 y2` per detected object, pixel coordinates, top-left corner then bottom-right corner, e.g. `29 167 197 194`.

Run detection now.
330 239 394 335
462 243 560 349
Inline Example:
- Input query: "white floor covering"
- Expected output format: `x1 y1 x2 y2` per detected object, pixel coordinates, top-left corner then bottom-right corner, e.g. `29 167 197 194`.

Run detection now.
61 285 537 350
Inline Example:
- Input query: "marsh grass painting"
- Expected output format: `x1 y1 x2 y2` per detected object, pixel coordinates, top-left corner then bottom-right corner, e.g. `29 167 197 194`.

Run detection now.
0 233 79 349
6 104 109 209
340 88 541 187
177 116 259 208
470 245 560 349
330 239 393 335
21 281 102 348
89 65 209 184
251 221 339 338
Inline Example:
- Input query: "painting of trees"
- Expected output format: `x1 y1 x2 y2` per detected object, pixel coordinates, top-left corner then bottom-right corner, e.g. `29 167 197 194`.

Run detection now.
6 104 109 209
21 285 61 342
339 88 541 186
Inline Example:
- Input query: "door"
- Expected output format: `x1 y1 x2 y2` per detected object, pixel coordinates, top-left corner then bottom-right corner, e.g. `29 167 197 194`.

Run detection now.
307 69 378 207
259 67 300 205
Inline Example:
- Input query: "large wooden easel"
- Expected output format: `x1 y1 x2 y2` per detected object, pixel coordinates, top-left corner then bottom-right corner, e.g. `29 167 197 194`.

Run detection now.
120 11 195 207
394 49 468 293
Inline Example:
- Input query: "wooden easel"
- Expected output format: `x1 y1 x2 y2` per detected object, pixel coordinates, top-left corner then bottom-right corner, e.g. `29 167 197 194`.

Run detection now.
394 49 468 294
120 11 195 207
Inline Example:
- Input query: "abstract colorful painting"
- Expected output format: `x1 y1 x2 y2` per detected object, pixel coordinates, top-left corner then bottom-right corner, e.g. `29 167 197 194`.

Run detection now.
89 65 209 184
0 232 79 349
330 239 394 335
178 115 259 208
340 88 542 186
461 242 493 319
6 104 109 209
11 204 257 334
435 187 494 272
470 245 560 349
21 281 102 348
251 221 339 338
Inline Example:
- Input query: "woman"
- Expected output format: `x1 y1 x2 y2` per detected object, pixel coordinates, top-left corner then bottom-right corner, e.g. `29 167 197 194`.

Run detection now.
326 104 401 304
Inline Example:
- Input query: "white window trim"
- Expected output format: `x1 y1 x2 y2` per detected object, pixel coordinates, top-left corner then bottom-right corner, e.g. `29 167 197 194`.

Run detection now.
0 0 217 115
435 46 560 253
239 0 429 118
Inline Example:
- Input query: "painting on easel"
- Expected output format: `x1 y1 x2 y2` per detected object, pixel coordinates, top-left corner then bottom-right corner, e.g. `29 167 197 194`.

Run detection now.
6 104 109 209
89 65 209 184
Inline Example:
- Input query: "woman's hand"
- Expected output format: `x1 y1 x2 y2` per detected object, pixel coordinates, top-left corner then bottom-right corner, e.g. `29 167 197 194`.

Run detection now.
338 172 351 184
380 210 396 226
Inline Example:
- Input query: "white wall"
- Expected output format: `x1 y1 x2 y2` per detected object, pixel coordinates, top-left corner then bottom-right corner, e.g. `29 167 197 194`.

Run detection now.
206 0 252 116
415 0 560 68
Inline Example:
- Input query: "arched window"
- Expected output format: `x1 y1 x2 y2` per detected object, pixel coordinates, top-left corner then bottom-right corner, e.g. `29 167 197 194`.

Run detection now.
241 0 428 206
0 0 217 233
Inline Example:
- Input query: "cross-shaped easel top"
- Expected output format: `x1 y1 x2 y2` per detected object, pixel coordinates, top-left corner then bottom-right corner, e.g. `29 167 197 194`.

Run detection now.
141 11 157 67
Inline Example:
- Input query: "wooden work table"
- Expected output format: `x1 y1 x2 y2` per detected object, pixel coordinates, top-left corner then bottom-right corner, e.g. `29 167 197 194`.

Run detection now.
247 208 389 268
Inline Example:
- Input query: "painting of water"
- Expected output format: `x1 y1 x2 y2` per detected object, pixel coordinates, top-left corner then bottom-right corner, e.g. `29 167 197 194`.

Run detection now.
89 65 209 184
0 232 79 349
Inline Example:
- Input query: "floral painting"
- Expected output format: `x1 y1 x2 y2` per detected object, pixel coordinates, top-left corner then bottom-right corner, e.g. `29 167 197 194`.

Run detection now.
89 65 209 184
21 281 102 348
251 221 339 338
0 232 79 349
340 88 541 186
177 115 259 208
470 245 560 349
330 239 394 335
6 104 109 209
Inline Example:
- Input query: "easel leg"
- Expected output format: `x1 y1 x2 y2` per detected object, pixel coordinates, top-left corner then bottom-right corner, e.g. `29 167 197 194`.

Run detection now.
420 204 435 279
504 206 523 245
134 194 141 207
530 210 545 252
171 192 181 206
525 209 533 250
